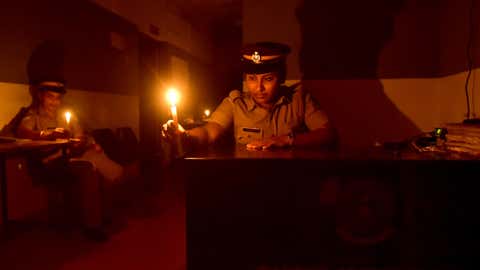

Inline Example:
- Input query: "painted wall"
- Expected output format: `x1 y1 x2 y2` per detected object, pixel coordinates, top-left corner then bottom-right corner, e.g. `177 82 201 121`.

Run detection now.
439 0 480 75
0 0 139 95
243 0 480 149
0 82 139 135
0 0 140 136
92 0 213 62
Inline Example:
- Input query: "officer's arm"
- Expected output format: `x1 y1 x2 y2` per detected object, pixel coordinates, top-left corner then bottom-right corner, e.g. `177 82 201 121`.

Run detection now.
185 94 233 146
16 116 70 140
186 121 225 145
17 125 69 140
301 90 337 148
16 125 43 140
16 116 43 139
291 126 336 148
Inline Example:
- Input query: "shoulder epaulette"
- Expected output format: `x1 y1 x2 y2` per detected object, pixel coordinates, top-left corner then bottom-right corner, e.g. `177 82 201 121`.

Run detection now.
228 90 242 101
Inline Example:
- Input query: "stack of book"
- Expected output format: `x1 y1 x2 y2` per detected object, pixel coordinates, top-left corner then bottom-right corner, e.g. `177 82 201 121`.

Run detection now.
443 123 480 156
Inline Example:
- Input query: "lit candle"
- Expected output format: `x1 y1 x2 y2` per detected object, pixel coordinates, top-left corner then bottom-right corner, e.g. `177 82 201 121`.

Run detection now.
204 109 211 118
64 111 72 126
165 87 184 157
166 88 180 124
171 105 178 123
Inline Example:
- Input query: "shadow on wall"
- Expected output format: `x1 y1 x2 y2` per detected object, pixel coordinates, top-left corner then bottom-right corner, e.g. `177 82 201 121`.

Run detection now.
296 0 420 149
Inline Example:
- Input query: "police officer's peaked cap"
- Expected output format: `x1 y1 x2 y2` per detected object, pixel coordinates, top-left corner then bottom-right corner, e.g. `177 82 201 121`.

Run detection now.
27 40 66 94
240 42 291 74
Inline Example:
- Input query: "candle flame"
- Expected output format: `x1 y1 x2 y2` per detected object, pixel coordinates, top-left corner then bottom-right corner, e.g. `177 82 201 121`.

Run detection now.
204 109 211 117
166 88 180 106
64 111 72 124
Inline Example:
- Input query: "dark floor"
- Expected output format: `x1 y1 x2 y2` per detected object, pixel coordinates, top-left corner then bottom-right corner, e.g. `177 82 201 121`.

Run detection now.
0 173 186 270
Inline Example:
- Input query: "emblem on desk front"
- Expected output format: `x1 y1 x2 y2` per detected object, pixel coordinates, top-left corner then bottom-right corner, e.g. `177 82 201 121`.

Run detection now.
251 51 261 64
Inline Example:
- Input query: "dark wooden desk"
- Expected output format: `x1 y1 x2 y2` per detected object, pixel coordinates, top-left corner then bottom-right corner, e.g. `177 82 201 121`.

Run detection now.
0 139 69 229
180 146 479 269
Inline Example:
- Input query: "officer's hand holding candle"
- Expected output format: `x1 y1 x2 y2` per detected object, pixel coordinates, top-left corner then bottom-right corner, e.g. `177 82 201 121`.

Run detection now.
162 87 186 140
39 127 70 140
162 119 186 140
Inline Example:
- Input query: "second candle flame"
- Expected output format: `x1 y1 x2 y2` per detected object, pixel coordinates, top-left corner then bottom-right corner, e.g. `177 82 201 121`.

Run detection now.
65 111 72 125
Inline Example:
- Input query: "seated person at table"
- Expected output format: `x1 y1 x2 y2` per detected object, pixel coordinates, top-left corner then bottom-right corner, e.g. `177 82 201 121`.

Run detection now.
16 80 125 181
164 42 336 150
8 42 131 241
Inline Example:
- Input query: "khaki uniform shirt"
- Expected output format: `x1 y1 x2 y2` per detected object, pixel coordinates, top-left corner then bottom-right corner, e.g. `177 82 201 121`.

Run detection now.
17 107 123 181
208 83 330 144
18 107 83 138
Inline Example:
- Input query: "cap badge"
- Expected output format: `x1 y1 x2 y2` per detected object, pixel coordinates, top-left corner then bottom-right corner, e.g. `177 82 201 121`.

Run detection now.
251 51 261 64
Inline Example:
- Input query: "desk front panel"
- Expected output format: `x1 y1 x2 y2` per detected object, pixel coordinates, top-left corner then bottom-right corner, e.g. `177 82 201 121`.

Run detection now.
182 156 479 269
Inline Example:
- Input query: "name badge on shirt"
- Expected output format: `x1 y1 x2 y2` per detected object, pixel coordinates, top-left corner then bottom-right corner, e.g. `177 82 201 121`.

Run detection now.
237 126 263 144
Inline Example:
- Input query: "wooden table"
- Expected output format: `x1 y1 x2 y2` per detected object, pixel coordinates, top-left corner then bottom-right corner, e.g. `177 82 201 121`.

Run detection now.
180 145 479 269
0 138 69 230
